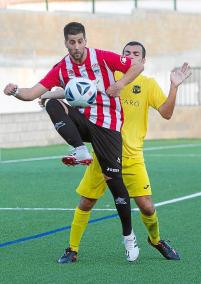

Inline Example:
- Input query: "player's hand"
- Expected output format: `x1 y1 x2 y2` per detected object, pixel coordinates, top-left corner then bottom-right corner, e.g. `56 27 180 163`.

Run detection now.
106 80 124 97
4 83 18 96
38 90 53 108
170 63 192 87
38 98 47 108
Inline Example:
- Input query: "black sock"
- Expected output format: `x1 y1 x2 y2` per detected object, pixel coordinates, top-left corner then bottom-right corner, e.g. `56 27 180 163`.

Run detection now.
106 178 132 236
46 99 83 147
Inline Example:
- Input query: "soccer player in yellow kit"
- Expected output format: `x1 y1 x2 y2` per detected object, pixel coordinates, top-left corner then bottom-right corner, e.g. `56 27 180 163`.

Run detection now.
54 42 191 263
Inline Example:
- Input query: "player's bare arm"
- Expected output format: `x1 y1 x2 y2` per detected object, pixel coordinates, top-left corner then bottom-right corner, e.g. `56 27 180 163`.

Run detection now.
158 62 191 119
106 62 144 97
3 83 48 101
39 88 65 107
41 88 65 100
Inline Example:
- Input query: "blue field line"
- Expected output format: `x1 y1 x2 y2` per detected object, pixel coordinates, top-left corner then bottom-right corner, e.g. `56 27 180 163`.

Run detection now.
0 213 118 248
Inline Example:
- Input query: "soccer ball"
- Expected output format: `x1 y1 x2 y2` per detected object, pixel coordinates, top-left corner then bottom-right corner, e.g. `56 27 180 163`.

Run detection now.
64 77 97 107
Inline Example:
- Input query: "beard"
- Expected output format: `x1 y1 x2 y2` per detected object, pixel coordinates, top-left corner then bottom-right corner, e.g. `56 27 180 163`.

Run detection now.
71 51 85 62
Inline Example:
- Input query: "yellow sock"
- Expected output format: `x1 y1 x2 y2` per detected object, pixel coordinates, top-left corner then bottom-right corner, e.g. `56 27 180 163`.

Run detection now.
140 211 160 245
70 207 91 253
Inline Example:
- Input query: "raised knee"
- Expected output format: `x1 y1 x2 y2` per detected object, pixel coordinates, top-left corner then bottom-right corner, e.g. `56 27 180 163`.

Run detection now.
45 99 59 113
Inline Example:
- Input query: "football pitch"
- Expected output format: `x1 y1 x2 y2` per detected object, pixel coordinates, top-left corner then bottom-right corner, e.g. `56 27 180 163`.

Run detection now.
0 139 201 284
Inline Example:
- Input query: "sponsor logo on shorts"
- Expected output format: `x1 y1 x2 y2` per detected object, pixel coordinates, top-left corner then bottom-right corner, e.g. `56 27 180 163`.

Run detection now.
115 197 127 205
144 185 150 189
117 157 121 163
106 167 120 173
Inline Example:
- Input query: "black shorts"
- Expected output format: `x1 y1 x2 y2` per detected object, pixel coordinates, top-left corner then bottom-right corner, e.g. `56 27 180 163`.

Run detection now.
66 103 123 178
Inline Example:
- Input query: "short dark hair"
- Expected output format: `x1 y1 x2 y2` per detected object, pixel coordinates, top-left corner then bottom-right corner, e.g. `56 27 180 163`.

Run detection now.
123 41 146 58
64 22 86 40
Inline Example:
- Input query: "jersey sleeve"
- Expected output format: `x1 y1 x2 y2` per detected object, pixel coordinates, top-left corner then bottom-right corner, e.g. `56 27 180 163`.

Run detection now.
114 71 123 81
148 78 167 110
100 50 131 73
39 64 61 90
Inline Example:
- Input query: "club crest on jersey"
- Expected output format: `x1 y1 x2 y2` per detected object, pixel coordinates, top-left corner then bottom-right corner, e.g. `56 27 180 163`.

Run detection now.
92 63 101 75
68 70 75 78
120 56 127 64
132 85 141 94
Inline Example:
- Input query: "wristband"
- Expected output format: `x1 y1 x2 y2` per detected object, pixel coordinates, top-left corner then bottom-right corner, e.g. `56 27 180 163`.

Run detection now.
12 87 19 97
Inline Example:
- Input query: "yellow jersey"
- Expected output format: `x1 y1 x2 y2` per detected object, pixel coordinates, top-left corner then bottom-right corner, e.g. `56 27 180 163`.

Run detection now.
115 72 167 159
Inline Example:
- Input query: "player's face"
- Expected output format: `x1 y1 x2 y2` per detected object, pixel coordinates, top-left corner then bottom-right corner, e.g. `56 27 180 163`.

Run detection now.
123 45 145 65
65 33 87 63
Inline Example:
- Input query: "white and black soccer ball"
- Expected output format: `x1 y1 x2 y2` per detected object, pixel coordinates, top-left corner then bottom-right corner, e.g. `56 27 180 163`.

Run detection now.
64 77 97 107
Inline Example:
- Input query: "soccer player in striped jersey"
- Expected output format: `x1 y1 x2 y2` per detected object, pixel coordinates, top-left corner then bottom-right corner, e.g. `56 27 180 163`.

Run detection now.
4 22 144 262
48 42 190 263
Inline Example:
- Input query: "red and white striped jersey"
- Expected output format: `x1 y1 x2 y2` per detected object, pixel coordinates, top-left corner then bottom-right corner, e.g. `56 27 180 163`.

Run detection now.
40 48 131 131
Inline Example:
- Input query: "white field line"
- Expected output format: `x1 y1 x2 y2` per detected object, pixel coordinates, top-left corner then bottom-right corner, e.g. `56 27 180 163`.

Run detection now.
0 155 62 164
1 143 201 164
143 143 201 151
145 154 201 157
0 192 200 212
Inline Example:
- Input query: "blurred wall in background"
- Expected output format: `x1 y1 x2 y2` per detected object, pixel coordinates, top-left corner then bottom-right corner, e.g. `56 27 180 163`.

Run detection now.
1 9 201 57
1 9 201 146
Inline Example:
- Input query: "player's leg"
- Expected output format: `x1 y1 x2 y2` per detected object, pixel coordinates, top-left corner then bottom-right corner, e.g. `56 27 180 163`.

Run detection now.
106 177 139 262
45 99 92 165
135 196 180 260
69 197 97 253
135 197 180 260
123 157 180 260
122 157 160 243
58 153 107 264
58 196 97 264
105 177 132 236
134 195 160 244
91 126 139 261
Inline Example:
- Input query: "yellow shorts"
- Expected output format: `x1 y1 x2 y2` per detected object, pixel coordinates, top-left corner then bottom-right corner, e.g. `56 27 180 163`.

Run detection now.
76 153 152 199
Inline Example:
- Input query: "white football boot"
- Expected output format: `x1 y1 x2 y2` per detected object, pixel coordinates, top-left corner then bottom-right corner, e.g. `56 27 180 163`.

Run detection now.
124 230 139 262
62 145 93 166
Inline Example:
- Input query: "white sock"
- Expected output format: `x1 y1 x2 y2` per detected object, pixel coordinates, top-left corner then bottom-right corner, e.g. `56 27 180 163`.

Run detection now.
75 145 88 153
75 145 91 159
